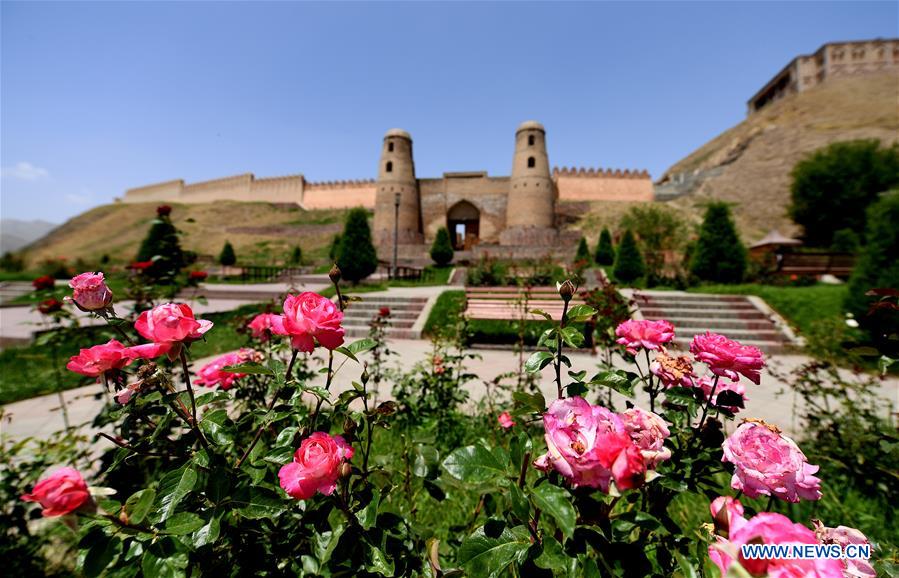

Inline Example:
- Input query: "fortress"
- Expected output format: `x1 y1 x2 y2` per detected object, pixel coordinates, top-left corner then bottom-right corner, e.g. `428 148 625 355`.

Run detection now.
123 121 652 258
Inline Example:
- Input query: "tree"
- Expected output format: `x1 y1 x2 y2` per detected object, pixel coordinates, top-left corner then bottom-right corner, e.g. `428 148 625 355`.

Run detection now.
831 229 860 254
337 208 378 283
690 202 747 284
846 191 899 350
574 237 591 265
430 227 454 266
328 234 342 261
595 228 614 266
289 246 303 266
219 241 237 267
789 140 899 247
136 206 186 281
618 205 687 279
613 229 645 284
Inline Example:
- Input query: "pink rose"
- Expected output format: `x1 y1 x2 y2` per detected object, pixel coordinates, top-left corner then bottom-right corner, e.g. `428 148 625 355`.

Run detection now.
615 319 675 355
710 511 843 578
194 349 259 390
690 332 765 385
248 313 286 341
620 407 672 468
134 303 213 358
114 381 147 405
68 272 113 312
278 292 344 353
813 521 876 578
278 432 354 500
21 467 92 517
696 375 747 413
533 397 645 493
722 420 822 503
498 411 515 429
66 339 134 378
650 351 696 388
709 496 746 537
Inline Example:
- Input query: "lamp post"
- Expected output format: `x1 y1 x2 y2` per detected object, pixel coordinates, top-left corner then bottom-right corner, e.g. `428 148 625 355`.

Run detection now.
392 192 401 280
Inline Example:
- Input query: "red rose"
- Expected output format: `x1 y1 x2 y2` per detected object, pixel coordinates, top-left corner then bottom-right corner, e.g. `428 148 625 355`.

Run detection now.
156 205 172 217
32 275 56 291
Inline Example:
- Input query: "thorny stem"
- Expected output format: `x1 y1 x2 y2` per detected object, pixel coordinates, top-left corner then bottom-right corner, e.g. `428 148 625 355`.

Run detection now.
179 350 209 451
517 451 531 489
361 370 374 476
97 432 166 457
697 374 721 432
235 349 299 468
645 350 657 413
555 298 571 400
306 274 346 436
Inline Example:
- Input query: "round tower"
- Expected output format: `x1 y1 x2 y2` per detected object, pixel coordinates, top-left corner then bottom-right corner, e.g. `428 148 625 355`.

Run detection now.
501 121 557 245
373 129 422 249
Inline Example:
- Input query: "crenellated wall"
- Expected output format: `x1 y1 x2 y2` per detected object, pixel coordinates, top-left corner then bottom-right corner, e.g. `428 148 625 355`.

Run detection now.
553 166 654 202
303 179 377 210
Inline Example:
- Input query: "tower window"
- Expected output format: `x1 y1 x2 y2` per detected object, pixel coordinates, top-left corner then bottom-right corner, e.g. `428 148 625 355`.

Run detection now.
388 142 394 152
527 156 535 168
386 161 393 173
528 135 535 146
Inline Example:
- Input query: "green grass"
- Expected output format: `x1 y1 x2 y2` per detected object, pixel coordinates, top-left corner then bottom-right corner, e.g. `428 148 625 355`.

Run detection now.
423 291 465 337
687 283 848 335
9 275 131 305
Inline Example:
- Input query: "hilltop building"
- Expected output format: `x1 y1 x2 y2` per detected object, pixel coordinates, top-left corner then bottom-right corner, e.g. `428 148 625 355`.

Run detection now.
122 121 652 258
748 38 899 115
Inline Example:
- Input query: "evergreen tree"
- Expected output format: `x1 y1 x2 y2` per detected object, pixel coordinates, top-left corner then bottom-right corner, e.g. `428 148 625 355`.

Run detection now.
613 229 645 284
430 227 454 266
595 228 615 265
136 206 186 281
289 246 303 265
337 208 378 283
574 237 591 265
846 191 899 351
328 234 342 261
219 241 237 267
831 229 860 254
690 203 747 283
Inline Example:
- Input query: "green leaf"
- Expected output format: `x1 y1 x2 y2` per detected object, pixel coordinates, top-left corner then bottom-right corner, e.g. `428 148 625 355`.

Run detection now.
535 536 572 573
366 543 395 576
531 483 576 538
457 524 531 578
347 337 377 355
356 488 380 530
442 444 507 484
675 552 699 578
165 512 205 535
220 362 274 375
155 464 198 522
314 524 346 563
560 326 585 349
512 391 546 413
525 351 554 374
530 308 553 321
83 535 122 577
124 488 156 525
192 516 221 548
590 370 635 397
233 487 284 519
566 304 597 323
200 408 234 445
334 346 359 362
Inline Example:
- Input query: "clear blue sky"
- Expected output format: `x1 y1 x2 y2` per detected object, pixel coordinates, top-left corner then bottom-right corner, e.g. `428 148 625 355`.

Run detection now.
2 1 896 222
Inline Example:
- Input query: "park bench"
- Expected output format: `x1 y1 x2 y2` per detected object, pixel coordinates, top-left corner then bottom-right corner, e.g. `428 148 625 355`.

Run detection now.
775 252 855 278
464 286 586 321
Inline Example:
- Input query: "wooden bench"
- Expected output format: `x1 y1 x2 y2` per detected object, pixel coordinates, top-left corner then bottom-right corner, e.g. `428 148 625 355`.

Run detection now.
776 253 855 277
464 286 585 321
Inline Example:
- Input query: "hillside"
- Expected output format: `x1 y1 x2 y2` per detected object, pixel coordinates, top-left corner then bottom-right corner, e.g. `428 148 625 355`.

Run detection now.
19 202 352 268
0 219 58 254
656 71 899 241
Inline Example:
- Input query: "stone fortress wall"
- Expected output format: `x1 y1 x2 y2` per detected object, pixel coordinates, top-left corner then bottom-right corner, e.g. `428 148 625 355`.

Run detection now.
748 38 899 114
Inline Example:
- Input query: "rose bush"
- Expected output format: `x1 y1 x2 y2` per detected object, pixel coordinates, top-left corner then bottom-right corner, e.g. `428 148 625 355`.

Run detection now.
12 270 890 577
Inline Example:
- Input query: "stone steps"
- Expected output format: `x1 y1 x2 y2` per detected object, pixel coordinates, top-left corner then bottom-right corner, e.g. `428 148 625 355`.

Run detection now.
635 292 793 354
341 296 429 339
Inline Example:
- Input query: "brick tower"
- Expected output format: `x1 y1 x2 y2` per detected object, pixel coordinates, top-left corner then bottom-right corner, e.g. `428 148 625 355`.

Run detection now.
373 128 422 250
500 120 557 245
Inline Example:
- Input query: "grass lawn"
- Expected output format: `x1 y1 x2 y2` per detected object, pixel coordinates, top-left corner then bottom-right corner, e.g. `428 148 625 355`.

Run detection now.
9 275 131 305
688 283 848 335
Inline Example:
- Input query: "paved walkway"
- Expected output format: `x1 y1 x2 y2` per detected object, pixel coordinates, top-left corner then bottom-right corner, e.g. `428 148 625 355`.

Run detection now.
3 338 896 445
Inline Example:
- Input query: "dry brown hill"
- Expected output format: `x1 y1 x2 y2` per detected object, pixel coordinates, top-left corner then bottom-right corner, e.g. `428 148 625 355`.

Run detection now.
656 71 899 242
20 202 352 268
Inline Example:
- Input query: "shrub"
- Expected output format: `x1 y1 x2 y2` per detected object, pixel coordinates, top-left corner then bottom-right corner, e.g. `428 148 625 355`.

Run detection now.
289 245 303 266
845 191 899 351
594 227 614 265
690 202 747 283
136 206 186 280
429 227 454 266
328 234 341 261
336 207 378 283
789 139 899 247
218 241 237 267
619 204 688 278
831 228 860 253
574 236 590 264
612 229 645 284
0 252 25 272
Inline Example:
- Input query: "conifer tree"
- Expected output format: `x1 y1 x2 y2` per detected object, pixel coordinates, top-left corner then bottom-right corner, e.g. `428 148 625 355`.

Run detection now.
136 205 186 281
219 241 237 267
595 227 615 265
430 227 454 266
613 229 645 284
574 237 591 265
337 208 378 283
329 234 342 261
690 203 747 283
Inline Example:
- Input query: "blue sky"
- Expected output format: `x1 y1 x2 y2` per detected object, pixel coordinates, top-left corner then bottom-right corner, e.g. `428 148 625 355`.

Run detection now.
2 1 896 222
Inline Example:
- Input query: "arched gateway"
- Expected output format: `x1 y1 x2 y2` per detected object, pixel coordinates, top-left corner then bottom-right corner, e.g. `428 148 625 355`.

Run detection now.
446 200 480 250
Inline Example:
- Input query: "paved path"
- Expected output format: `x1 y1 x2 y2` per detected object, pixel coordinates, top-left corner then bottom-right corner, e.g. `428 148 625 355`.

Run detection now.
3 338 896 446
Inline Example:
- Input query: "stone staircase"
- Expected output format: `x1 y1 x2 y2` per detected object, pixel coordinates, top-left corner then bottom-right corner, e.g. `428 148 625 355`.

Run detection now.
633 291 794 354
341 296 430 340
0 282 34 305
